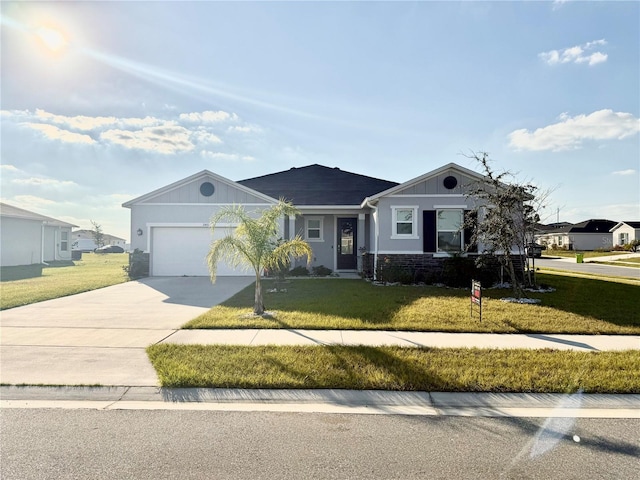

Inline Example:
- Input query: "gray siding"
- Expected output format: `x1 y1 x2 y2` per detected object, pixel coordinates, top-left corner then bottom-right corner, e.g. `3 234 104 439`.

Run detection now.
144 177 267 204
393 171 480 196
376 195 481 253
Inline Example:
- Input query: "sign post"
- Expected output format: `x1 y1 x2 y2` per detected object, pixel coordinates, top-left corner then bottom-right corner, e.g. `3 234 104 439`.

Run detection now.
471 279 482 322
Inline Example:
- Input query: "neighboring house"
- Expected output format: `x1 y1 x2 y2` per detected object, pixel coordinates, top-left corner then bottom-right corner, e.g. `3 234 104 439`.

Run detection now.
535 219 617 251
71 229 127 251
610 221 640 247
0 202 77 267
123 163 508 277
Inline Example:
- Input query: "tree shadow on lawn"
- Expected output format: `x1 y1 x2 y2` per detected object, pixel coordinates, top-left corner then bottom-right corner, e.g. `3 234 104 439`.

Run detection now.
1 261 77 282
0 264 44 282
258 345 464 392
219 277 639 331
517 274 640 330
223 278 471 326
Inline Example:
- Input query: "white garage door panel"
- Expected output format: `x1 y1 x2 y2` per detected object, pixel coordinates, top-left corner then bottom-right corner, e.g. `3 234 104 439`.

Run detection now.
152 227 241 276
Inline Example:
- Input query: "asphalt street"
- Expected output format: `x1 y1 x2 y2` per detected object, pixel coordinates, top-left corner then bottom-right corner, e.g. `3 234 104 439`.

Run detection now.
2 409 638 480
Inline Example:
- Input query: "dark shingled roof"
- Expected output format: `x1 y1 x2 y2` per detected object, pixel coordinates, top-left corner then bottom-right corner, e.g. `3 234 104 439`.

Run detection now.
238 164 399 206
541 219 617 234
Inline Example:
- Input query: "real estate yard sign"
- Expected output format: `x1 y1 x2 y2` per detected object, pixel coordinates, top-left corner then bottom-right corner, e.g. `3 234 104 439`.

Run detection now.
471 279 482 322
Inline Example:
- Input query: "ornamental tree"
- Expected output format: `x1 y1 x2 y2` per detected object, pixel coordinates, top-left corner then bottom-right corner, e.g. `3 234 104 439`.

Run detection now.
207 200 312 315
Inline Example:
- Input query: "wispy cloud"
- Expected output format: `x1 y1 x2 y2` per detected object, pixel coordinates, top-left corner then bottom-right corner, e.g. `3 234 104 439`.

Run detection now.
35 109 161 131
228 125 262 134
179 111 238 123
551 0 570 11
100 125 195 154
201 151 256 162
12 177 78 188
10 195 56 209
2 108 260 157
508 109 640 152
539 39 608 66
612 169 637 176
25 123 96 144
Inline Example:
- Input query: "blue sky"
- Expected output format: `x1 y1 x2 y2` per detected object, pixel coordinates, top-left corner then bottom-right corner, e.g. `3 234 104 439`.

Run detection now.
2 1 639 241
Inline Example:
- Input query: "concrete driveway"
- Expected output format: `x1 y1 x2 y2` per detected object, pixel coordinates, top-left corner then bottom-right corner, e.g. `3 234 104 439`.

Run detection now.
0 277 254 386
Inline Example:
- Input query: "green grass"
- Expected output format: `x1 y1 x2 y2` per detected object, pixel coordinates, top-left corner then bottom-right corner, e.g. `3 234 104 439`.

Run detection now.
622 257 640 264
590 257 640 268
184 274 640 334
0 253 129 310
147 344 640 393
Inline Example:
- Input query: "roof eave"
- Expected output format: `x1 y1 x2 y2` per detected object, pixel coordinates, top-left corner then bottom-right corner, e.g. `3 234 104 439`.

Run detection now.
122 170 278 208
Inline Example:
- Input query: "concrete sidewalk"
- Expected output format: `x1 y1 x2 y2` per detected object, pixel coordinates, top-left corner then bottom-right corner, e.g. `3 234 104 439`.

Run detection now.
162 329 640 351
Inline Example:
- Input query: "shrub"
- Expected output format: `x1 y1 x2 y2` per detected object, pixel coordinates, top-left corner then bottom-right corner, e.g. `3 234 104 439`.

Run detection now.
440 255 476 288
375 263 414 284
124 250 149 279
288 266 310 276
311 265 333 277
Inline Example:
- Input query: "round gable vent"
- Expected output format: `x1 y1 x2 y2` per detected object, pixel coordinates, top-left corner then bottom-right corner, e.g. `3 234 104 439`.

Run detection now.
200 182 215 197
443 175 458 190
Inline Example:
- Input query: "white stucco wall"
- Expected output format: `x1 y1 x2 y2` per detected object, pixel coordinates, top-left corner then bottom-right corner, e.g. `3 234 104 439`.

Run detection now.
612 224 639 246
0 217 42 266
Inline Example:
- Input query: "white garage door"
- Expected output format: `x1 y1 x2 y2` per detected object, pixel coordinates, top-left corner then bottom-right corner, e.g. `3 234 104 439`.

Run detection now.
152 227 243 276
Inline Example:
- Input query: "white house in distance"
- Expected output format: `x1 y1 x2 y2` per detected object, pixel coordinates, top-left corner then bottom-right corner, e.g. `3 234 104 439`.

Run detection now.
123 163 501 277
0 202 77 267
535 219 617 251
71 229 127 251
610 221 640 248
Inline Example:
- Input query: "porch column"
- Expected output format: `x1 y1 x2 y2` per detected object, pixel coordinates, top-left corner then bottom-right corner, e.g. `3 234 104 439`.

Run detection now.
357 214 366 251
288 215 296 240
358 213 366 272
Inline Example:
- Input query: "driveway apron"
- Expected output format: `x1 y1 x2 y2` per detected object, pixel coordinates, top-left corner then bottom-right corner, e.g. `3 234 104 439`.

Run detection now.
0 277 254 386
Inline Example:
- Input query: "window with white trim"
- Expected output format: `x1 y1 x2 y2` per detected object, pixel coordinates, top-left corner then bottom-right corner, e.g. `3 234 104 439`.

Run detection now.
61 231 69 252
391 206 418 238
305 218 323 242
619 232 629 245
436 209 463 252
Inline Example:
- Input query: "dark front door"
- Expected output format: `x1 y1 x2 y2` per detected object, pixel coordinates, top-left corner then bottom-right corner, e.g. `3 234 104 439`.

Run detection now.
337 218 357 270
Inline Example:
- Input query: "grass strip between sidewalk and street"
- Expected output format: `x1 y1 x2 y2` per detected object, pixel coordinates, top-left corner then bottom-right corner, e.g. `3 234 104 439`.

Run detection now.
0 253 129 310
184 274 640 334
147 344 640 393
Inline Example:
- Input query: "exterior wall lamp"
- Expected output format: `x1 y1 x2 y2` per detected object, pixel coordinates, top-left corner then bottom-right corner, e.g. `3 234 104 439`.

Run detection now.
137 228 143 236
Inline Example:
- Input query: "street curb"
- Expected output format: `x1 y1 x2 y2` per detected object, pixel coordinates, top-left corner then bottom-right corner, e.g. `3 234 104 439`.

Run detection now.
2 386 639 418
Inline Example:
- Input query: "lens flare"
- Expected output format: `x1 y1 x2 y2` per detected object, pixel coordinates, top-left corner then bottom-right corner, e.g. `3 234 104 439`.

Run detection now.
35 26 68 52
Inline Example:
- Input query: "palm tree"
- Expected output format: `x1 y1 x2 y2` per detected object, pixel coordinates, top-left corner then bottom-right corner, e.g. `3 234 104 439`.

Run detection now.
207 200 312 315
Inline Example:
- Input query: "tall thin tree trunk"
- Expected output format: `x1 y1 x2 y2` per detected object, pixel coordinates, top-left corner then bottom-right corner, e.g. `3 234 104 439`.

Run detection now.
254 271 264 315
507 256 523 298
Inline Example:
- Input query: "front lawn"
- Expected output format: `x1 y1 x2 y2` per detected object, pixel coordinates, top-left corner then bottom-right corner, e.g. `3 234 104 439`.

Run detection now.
147 344 640 393
590 257 640 268
0 253 129 310
184 274 640 334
